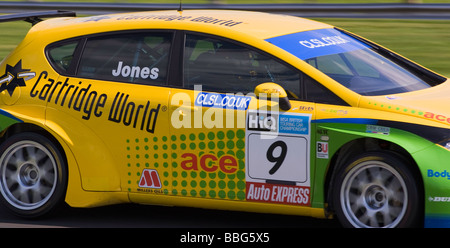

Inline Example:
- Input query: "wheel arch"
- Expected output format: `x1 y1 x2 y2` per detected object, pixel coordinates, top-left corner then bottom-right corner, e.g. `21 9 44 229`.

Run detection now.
323 137 425 218
0 123 68 163
0 123 79 199
0 122 129 208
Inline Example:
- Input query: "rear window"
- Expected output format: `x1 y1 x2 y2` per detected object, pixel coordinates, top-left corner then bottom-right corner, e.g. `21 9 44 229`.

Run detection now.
77 32 172 85
47 41 79 74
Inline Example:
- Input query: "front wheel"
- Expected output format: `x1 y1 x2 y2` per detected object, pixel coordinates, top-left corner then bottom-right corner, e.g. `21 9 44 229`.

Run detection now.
0 132 67 218
332 152 422 228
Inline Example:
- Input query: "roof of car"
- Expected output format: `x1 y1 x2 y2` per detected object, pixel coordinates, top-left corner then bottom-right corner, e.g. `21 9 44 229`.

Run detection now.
30 9 332 41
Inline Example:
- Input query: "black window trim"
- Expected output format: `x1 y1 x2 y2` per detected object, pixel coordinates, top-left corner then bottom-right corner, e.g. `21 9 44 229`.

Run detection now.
167 30 184 87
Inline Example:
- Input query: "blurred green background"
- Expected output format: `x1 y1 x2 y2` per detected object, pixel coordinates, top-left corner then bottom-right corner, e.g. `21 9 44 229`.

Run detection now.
1 1 450 77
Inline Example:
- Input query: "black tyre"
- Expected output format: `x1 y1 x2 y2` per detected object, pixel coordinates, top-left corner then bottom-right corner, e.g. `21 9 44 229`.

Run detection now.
0 132 67 218
332 152 422 228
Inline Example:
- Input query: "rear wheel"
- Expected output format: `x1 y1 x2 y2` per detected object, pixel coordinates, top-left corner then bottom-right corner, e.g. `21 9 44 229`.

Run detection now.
0 132 67 218
332 152 422 228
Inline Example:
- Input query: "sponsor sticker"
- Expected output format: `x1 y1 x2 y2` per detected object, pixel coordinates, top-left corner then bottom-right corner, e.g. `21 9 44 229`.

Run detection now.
279 114 309 135
84 14 244 27
247 112 278 132
245 110 311 206
112 61 159 80
246 182 310 206
138 169 162 188
366 125 390 135
194 92 251 110
429 196 450 202
316 142 329 159
0 60 36 96
427 169 450 180
266 28 369 60
30 71 161 133
247 134 309 183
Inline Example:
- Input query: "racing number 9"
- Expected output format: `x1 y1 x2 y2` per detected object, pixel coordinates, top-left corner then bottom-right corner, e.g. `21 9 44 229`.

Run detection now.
267 141 287 175
247 134 307 183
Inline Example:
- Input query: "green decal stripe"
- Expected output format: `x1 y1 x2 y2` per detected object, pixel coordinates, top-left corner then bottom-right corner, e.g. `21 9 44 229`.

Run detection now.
314 118 450 144
0 109 22 123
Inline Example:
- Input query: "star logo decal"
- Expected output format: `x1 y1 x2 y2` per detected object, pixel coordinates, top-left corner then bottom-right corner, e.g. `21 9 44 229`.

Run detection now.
0 60 36 96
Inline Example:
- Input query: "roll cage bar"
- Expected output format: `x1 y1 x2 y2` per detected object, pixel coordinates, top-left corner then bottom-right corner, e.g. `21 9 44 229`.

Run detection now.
0 10 76 26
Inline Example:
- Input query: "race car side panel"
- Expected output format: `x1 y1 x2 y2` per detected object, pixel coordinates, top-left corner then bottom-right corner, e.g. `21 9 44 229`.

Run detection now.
43 121 129 208
0 34 124 193
129 190 326 218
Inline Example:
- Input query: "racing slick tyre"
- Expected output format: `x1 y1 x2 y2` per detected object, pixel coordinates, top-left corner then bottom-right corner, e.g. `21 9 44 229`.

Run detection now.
332 152 422 228
0 132 67 218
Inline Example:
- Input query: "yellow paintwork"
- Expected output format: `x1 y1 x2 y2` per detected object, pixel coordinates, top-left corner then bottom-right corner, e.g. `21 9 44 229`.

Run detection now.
0 9 448 217
254 82 288 98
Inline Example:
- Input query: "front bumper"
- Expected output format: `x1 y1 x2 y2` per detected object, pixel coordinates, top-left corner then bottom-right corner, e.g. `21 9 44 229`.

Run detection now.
414 144 450 227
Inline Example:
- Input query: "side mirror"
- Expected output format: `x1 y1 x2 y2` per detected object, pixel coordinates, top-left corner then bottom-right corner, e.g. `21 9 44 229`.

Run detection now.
254 82 291 111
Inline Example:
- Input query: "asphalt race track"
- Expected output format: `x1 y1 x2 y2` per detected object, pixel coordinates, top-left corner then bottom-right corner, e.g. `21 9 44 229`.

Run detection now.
0 202 340 228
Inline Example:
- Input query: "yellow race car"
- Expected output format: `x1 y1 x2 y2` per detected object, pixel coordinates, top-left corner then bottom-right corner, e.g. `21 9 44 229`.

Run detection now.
0 9 449 228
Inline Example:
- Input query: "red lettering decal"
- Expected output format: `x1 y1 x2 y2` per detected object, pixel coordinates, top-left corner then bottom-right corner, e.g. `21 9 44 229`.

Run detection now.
180 153 238 174
219 155 237 173
424 112 435 119
200 154 217 172
436 115 446 121
245 182 310 206
181 153 197 170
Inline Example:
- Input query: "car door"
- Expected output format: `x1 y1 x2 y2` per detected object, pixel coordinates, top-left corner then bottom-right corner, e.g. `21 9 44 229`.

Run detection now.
168 32 316 206
45 31 173 193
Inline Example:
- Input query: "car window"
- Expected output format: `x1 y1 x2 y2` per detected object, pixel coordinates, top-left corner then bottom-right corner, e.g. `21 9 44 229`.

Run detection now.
47 41 79 74
305 49 431 96
77 32 172 85
267 28 445 96
183 34 300 97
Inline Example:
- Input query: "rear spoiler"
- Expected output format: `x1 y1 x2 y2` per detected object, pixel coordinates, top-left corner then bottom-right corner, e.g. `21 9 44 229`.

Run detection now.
0 10 76 26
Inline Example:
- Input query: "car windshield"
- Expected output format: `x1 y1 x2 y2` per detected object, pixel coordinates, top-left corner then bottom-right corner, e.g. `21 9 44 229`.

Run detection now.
266 28 444 96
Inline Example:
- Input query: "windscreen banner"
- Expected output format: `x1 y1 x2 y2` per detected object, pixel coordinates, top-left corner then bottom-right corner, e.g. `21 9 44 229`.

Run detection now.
266 28 370 60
